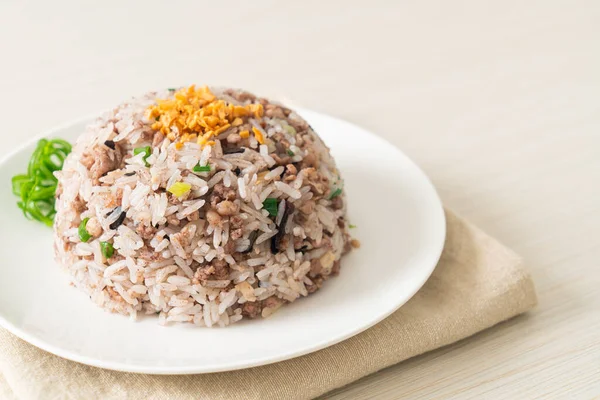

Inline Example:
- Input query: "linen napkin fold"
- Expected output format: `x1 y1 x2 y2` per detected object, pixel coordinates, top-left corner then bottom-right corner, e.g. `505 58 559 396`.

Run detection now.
0 210 537 400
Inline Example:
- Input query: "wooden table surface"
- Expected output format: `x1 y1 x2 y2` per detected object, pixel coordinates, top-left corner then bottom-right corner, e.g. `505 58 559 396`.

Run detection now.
0 1 598 398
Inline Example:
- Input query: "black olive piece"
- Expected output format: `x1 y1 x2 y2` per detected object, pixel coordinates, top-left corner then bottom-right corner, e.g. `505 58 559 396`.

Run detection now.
223 147 246 155
105 206 121 217
242 230 259 254
109 211 126 230
271 200 294 254
104 140 116 150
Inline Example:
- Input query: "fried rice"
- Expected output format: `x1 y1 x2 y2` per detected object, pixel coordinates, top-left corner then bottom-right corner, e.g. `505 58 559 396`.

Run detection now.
53 85 355 327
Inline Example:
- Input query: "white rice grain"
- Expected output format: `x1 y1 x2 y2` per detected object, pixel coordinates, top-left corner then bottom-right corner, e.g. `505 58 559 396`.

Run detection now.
274 181 301 199
264 166 284 181
176 199 205 219
237 177 247 199
103 260 127 277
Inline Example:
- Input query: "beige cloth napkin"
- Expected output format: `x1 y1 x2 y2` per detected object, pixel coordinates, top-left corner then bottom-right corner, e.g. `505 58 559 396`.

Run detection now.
0 210 537 400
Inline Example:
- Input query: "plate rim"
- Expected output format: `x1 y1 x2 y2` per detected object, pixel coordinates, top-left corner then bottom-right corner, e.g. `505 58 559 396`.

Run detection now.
0 108 446 374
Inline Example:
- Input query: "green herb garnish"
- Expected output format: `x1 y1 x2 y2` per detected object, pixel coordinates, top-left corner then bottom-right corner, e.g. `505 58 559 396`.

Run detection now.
100 241 114 258
133 146 151 166
11 138 71 226
349 224 357 229
286 149 295 157
78 218 91 242
193 163 211 173
329 187 342 200
263 198 278 217
168 88 176 92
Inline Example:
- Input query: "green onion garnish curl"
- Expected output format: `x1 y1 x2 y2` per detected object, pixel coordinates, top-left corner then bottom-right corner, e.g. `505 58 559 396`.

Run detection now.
11 138 71 226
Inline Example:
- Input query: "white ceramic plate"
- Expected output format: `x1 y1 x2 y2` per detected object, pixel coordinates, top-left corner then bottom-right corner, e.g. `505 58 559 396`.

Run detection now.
0 109 445 374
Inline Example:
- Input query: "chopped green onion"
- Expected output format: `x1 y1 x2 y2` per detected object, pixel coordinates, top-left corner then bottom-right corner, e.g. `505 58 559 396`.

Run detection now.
167 182 192 197
349 224 357 229
133 146 151 166
193 163 211 173
155 116 160 121
263 198 278 217
329 188 343 200
100 241 114 258
11 174 30 197
78 218 91 242
286 149 295 157
133 146 151 156
11 138 71 226
168 88 176 92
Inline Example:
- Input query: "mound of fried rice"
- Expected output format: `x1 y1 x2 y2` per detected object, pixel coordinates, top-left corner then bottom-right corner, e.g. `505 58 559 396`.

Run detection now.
53 85 356 326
